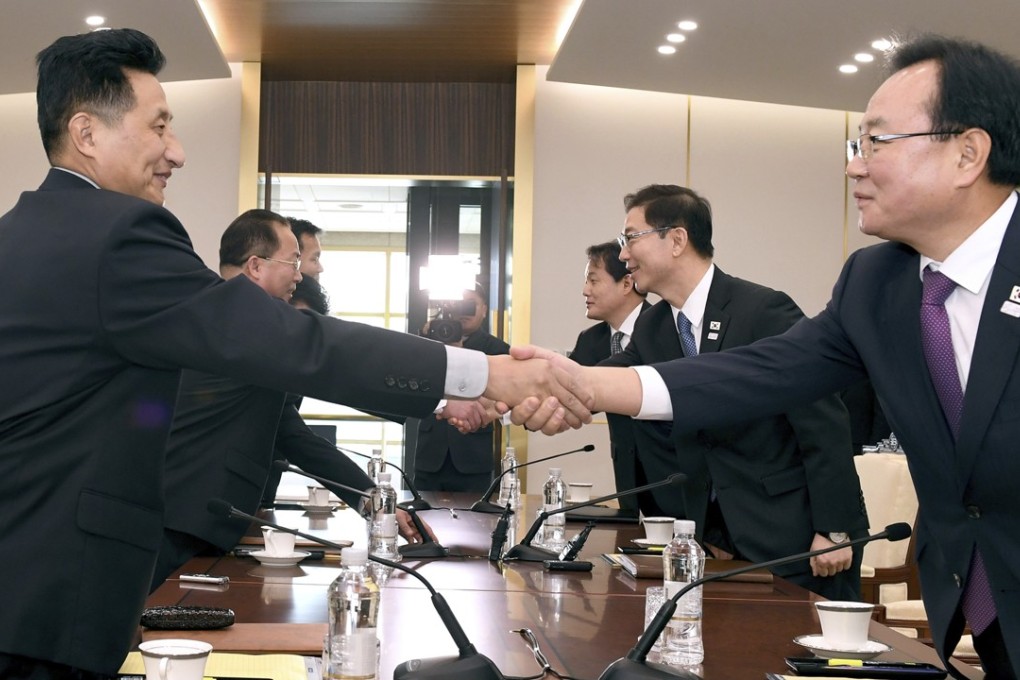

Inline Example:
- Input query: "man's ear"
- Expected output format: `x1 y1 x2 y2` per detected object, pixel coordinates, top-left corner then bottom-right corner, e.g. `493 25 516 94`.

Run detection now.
621 273 635 293
671 225 689 256
244 255 263 281
954 127 992 189
66 112 97 158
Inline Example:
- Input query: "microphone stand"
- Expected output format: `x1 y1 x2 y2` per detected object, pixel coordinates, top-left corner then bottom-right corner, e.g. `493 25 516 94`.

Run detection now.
470 444 596 514
598 523 913 680
338 445 432 512
275 460 449 558
208 500 504 680
504 474 686 562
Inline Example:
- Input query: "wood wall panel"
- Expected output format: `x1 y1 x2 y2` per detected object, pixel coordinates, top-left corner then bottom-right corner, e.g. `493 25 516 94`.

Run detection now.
260 81 515 176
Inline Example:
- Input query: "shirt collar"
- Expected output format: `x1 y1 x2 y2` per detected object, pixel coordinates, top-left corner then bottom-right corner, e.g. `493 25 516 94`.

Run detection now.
672 263 715 330
919 191 1016 294
612 301 645 337
53 167 100 189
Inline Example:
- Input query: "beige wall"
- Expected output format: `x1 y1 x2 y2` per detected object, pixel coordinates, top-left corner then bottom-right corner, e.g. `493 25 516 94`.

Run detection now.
0 64 244 270
524 66 881 495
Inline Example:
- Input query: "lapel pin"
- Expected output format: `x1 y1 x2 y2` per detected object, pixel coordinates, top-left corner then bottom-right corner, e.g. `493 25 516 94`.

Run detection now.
1009 285 1020 304
1000 300 1020 318
707 332 719 340
709 321 721 331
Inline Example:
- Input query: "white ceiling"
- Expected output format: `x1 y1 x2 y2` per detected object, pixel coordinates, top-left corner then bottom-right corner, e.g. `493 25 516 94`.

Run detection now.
549 0 1020 112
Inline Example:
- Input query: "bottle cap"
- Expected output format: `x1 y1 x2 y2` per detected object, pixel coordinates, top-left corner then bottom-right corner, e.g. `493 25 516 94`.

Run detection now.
549 467 561 476
673 519 696 536
378 472 392 483
372 448 382 456
341 547 369 566
506 447 515 456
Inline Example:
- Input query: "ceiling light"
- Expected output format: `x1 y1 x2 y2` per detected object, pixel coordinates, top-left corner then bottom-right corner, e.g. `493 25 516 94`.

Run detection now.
666 33 686 44
677 20 698 31
658 45 677 55
85 15 105 27
854 53 875 63
871 39 893 51
839 64 859 74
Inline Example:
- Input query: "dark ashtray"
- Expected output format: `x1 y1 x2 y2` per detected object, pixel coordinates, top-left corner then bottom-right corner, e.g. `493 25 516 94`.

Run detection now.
141 605 235 630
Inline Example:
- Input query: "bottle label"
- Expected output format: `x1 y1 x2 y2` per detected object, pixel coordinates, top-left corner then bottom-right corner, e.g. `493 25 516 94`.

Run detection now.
330 629 378 679
378 513 397 538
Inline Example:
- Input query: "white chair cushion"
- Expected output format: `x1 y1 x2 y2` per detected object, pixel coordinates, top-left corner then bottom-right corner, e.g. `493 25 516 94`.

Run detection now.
885 599 927 620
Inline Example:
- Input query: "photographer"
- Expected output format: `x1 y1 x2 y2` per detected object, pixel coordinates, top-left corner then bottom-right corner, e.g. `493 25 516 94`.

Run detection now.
414 283 510 491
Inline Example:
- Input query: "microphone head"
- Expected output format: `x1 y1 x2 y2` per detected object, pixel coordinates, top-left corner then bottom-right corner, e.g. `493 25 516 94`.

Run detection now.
885 522 912 542
582 444 595 452
207 499 233 517
271 459 290 472
666 473 687 486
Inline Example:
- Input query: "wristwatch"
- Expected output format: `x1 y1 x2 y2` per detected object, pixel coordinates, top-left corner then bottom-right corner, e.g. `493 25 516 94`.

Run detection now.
828 532 849 544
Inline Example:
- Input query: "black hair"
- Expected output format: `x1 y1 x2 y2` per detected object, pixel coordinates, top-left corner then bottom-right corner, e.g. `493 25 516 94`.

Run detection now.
623 184 714 258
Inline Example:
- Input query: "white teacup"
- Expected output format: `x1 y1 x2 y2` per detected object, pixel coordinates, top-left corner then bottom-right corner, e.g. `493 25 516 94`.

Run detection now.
567 482 593 503
139 639 212 680
261 525 296 557
642 516 675 544
307 485 330 506
815 601 875 648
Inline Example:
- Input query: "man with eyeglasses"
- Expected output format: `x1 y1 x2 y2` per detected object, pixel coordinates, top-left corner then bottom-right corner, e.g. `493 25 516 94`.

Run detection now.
604 184 866 599
151 209 433 587
515 34 1020 677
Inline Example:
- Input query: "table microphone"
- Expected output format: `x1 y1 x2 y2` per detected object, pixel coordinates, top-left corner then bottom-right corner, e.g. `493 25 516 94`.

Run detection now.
598 522 913 680
470 444 596 513
503 474 687 562
207 500 505 680
337 445 432 512
273 460 448 558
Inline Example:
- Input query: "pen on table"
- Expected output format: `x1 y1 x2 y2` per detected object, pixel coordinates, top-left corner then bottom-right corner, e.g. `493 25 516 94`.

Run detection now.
618 546 663 554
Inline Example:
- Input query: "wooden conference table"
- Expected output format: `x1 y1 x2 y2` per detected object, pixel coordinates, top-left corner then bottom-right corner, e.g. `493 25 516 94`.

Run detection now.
145 492 979 679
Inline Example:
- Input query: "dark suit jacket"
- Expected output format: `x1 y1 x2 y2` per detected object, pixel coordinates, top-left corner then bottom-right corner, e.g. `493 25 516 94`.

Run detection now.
415 330 510 476
570 301 651 509
606 269 867 594
0 170 447 674
653 200 1020 673
163 371 374 554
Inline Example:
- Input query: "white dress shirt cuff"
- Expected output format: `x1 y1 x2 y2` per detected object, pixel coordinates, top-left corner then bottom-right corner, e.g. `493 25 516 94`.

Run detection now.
443 346 488 399
632 366 674 420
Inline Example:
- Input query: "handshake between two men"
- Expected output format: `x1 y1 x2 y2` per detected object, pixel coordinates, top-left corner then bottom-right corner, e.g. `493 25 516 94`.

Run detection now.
437 345 643 435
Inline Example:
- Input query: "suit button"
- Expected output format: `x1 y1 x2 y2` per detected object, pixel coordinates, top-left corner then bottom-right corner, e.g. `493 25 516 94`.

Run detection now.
420 380 430 392
954 574 962 588
966 505 981 519
384 375 396 387
397 377 408 389
409 379 419 390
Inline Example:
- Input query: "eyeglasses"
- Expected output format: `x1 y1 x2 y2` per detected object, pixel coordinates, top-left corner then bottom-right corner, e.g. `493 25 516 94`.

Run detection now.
846 130 963 162
616 225 676 250
258 255 301 272
510 628 580 680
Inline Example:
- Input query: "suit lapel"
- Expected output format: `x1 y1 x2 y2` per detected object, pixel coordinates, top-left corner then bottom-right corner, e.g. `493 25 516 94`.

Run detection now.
956 204 1020 477
700 270 733 354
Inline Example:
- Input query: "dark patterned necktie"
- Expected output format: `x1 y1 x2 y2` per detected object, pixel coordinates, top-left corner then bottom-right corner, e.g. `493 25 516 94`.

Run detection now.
677 312 698 358
920 267 996 634
610 331 624 355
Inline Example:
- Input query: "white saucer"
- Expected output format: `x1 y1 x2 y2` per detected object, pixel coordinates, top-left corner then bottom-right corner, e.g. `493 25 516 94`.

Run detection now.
299 502 338 514
631 538 667 548
250 550 311 567
793 634 892 660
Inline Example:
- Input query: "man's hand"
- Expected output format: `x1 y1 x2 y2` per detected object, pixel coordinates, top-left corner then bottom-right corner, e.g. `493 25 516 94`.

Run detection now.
396 509 437 544
484 346 594 432
438 397 507 434
809 533 853 578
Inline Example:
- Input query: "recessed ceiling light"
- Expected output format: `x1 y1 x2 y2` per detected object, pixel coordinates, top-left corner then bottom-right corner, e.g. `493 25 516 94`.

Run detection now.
85 15 105 27
854 53 875 63
677 20 698 31
871 39 893 51
666 33 686 44
839 64 859 74
658 45 677 55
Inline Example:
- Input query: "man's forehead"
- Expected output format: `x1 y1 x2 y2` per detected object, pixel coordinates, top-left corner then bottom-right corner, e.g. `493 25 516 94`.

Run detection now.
861 61 937 131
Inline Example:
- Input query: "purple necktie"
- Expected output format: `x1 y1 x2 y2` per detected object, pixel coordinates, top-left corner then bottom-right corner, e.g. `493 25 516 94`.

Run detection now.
920 267 996 634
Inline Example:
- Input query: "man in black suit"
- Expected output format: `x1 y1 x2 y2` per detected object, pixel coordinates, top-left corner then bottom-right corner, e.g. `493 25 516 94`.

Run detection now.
569 241 649 509
153 210 433 588
603 184 867 598
414 284 511 491
515 36 1020 677
0 29 584 678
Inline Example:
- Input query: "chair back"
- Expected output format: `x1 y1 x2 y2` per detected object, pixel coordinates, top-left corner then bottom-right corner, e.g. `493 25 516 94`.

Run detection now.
854 453 917 569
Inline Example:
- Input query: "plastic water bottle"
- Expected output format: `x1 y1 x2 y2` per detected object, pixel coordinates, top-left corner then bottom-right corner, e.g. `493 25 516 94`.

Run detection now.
367 448 385 484
661 519 704 666
497 446 520 510
326 548 380 680
541 467 568 551
368 473 400 562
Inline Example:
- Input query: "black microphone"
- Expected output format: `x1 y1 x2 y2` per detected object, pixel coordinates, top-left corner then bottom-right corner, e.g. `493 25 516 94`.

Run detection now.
275 460 449 559
337 445 432 512
504 474 687 562
598 522 913 680
207 500 504 680
558 521 596 562
488 503 513 562
470 444 596 513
